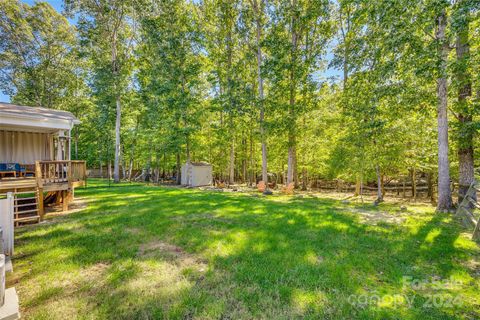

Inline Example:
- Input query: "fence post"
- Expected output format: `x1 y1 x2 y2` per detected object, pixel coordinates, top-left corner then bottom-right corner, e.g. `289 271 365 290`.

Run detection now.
37 189 44 220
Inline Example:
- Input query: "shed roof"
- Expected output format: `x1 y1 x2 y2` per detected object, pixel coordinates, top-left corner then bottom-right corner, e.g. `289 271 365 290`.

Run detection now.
188 162 212 167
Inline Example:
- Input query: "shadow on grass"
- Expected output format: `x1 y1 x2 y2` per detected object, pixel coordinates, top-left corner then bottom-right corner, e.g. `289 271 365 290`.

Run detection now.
12 182 479 319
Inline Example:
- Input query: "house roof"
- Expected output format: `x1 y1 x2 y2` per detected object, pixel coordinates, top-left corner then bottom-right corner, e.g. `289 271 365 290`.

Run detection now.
0 102 80 123
0 102 80 132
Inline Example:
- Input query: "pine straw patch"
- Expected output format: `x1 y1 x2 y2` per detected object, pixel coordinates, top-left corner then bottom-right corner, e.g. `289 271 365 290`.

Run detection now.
339 207 407 225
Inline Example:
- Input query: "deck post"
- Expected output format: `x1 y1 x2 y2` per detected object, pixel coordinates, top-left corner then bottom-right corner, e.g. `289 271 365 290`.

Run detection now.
35 161 43 189
35 161 45 219
55 191 62 206
67 161 73 190
62 190 68 212
37 189 44 220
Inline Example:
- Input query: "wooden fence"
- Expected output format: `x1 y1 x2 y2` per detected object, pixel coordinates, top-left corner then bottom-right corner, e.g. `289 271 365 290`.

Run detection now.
455 181 480 241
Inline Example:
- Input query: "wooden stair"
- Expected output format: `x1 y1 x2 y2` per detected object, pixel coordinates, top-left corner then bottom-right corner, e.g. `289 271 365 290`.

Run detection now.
14 191 40 226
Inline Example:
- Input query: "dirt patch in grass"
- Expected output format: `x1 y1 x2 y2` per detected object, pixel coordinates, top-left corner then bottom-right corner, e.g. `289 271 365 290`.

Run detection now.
81 262 110 278
126 227 142 235
139 241 184 256
138 240 207 271
340 207 407 225
463 259 480 277
43 197 89 219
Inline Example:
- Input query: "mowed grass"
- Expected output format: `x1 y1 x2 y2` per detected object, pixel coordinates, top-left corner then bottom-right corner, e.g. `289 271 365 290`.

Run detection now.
10 180 480 319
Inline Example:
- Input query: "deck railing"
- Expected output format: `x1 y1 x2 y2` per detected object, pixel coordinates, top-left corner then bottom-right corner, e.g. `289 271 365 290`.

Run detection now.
35 160 87 187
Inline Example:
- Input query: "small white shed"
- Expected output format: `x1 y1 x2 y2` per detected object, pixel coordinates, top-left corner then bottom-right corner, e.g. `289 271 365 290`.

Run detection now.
181 162 212 187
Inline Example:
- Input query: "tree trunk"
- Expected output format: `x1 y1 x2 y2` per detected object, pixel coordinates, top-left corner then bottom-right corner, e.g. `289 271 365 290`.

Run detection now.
435 9 453 212
128 116 140 181
287 137 295 185
354 176 361 196
186 134 191 163
286 0 298 187
250 125 254 186
375 164 383 203
455 11 475 204
122 156 126 180
176 152 181 185
113 95 121 183
111 24 121 183
242 134 247 183
252 0 269 189
381 174 385 197
427 171 436 205
229 137 235 185
411 167 417 202
225 8 235 186
360 174 364 202
128 157 134 181
162 152 166 181
302 167 307 191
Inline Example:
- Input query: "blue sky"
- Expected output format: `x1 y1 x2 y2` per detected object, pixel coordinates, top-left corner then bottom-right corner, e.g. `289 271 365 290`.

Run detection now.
28 0 63 10
1 0 341 103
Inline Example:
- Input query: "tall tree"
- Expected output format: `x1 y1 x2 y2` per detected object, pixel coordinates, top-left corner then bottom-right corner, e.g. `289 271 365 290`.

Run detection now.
332 0 366 195
66 0 136 183
266 0 332 186
435 5 454 211
139 0 204 185
453 0 476 203
202 0 244 184
248 0 269 188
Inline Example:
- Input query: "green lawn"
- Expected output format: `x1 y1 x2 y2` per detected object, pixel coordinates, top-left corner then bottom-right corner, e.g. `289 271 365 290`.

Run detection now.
11 180 480 319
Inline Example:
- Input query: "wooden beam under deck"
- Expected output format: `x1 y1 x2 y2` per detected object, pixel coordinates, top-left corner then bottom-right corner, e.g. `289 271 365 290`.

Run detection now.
43 183 70 192
0 178 37 193
0 179 77 193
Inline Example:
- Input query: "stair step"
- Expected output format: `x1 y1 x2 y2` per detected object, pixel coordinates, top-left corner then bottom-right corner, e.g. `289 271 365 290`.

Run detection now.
14 216 40 223
16 209 38 214
14 203 38 208
14 197 37 201
12 191 37 195
13 191 42 226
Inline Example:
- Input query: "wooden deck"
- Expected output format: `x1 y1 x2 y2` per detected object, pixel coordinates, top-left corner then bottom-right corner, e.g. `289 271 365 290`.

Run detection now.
0 161 87 224
0 160 86 193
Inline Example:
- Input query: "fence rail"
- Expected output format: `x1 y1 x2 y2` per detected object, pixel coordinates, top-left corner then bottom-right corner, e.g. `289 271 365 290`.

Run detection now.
455 181 480 242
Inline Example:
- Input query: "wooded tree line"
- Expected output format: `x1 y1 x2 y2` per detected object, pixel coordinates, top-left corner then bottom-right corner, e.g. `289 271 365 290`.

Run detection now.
1 0 479 211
